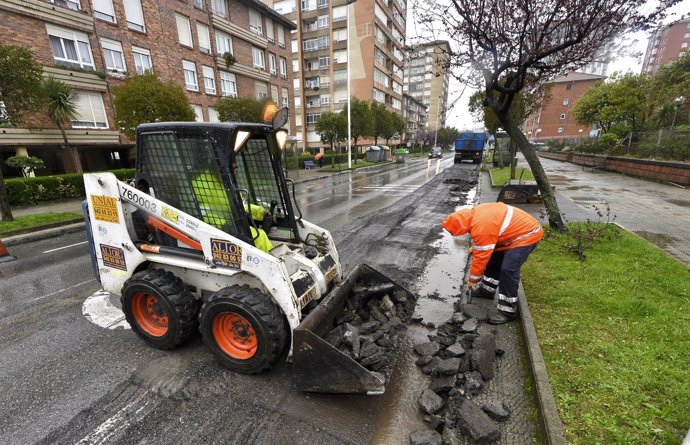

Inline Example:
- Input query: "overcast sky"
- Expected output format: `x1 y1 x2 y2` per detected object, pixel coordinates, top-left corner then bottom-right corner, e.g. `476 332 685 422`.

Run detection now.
407 1 690 130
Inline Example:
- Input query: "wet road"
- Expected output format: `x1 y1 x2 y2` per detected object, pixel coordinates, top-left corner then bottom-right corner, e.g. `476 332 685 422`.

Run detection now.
0 156 462 445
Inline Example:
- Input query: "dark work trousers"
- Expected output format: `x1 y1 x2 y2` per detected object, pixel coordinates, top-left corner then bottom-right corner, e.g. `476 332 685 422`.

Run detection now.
479 242 539 316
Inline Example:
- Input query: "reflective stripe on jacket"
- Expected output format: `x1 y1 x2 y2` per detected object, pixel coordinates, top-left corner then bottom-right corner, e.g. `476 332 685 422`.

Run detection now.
442 202 542 282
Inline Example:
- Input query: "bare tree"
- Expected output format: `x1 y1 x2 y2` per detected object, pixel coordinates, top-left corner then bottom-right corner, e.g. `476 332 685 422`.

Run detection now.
414 0 676 230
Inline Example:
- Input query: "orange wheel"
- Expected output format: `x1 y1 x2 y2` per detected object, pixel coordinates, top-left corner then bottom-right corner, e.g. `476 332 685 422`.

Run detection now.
132 292 169 337
212 312 258 359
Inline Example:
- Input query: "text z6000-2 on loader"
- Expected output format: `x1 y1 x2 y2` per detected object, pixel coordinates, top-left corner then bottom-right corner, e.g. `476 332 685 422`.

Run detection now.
82 108 414 395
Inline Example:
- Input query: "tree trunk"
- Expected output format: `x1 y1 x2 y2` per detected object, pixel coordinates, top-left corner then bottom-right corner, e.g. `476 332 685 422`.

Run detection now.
0 167 14 222
498 111 566 231
509 139 517 180
58 123 82 173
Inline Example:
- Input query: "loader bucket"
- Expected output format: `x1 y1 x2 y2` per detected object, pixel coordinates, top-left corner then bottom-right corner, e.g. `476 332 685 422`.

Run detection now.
292 263 416 395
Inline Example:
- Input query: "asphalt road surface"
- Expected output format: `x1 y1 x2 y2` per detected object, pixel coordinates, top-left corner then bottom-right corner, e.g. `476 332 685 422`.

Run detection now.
0 157 484 445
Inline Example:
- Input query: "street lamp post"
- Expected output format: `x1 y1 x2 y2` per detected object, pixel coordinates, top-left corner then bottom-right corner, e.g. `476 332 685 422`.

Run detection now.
670 96 686 132
346 0 357 169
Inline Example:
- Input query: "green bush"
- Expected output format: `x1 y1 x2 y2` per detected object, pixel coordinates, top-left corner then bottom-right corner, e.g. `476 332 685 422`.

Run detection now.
6 168 134 205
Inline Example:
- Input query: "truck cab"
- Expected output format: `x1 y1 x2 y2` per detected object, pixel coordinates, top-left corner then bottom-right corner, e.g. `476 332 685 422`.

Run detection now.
454 132 486 164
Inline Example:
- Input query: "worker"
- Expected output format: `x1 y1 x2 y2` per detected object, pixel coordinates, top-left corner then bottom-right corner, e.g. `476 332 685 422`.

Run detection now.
191 168 273 253
442 202 543 324
315 152 323 168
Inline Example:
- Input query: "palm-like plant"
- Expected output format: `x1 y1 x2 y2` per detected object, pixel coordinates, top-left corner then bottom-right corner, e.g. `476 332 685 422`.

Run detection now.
653 102 675 130
43 77 80 171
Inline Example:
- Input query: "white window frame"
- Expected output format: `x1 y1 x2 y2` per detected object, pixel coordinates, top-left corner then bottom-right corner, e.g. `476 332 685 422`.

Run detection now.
277 24 285 47
269 53 277 74
252 47 265 69
92 0 116 23
560 113 566 120
197 23 211 54
132 46 152 74
266 18 274 42
100 38 126 72
279 57 287 77
255 82 268 100
208 107 220 122
123 0 146 32
182 60 198 91
176 14 193 48
220 71 237 97
281 87 289 108
557 127 564 134
318 15 329 28
71 91 108 128
249 9 263 36
192 104 204 122
46 24 95 70
202 65 216 94
215 31 233 55
563 99 569 106
51 0 80 11
212 0 228 18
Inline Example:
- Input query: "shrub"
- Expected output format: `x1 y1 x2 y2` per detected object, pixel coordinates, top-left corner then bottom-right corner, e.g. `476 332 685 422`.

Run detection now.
5 168 134 205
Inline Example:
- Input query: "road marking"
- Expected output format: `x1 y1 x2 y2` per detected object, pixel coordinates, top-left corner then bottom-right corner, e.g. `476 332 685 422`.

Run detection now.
75 393 151 445
82 290 130 330
29 279 96 302
42 241 88 254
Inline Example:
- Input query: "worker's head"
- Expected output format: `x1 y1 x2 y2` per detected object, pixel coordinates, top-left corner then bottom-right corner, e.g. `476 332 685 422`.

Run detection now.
442 208 472 236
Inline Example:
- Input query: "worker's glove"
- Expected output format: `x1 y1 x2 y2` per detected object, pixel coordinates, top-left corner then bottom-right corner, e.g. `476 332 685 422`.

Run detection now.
467 281 479 291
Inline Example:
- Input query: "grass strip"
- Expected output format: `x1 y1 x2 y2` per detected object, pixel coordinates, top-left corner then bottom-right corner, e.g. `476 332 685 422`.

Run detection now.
490 167 535 186
522 223 690 444
0 212 81 234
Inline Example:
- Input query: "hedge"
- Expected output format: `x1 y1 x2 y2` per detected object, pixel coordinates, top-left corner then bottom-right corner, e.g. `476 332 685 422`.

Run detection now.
6 168 135 206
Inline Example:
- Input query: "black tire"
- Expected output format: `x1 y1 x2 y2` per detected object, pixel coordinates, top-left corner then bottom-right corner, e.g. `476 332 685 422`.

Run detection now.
121 268 200 350
199 285 288 373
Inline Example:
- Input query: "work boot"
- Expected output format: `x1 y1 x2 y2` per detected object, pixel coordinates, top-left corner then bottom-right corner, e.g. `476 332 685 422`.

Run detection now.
488 311 517 325
471 287 495 300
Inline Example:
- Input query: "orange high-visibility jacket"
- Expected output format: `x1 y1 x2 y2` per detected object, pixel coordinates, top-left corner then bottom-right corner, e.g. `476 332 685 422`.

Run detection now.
442 202 543 283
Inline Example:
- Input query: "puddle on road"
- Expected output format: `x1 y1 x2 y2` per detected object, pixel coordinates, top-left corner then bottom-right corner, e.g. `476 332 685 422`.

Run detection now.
633 231 677 249
372 229 470 443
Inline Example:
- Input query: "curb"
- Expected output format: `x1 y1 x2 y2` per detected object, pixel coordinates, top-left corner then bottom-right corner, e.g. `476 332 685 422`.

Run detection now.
2 222 85 247
518 283 567 445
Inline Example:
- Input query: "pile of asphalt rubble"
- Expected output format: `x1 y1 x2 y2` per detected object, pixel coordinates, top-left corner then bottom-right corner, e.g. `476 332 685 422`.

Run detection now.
409 301 510 445
325 283 416 379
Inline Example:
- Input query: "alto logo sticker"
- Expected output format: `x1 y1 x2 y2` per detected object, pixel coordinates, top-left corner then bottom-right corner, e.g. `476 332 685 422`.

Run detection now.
161 206 179 224
211 238 242 270
100 244 127 271
91 195 119 223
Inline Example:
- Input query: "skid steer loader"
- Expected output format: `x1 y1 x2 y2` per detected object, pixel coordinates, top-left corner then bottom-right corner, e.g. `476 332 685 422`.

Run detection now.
82 108 414 395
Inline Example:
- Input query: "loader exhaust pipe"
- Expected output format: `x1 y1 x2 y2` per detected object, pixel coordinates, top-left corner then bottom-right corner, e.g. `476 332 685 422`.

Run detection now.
292 264 416 395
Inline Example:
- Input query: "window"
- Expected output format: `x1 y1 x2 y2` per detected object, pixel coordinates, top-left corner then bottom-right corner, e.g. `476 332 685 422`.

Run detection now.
560 113 566 120
294 96 301 108
320 94 330 106
563 99 569 106
92 0 115 23
271 85 279 101
197 23 211 53
333 50 347 63
252 47 265 68
51 0 80 11
392 98 401 110
291 40 298 53
374 69 389 87
685 33 690 38
72 91 107 128
319 75 329 88
372 88 385 103
266 18 274 41
281 87 288 108
303 39 317 51
277 24 285 47
101 38 126 72
182 60 198 91
255 82 268 100
374 48 386 65
176 15 193 47
193 0 205 9
123 0 145 32
392 81 402 94
306 113 320 124
208 107 220 122
132 46 152 74
333 70 346 84
374 3 387 24
301 0 315 11
280 57 287 77
318 15 329 28
334 89 347 103
220 71 237 96
332 5 346 21
318 56 330 68
269 54 277 74
192 104 203 122
46 25 95 70
332 29 347 42
212 0 228 18
557 127 564 134
249 9 263 36
202 66 216 94
292 59 299 72
216 31 233 55
317 0 327 8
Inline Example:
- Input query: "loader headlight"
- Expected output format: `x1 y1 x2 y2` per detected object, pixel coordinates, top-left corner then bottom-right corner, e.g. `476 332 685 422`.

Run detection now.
275 129 288 151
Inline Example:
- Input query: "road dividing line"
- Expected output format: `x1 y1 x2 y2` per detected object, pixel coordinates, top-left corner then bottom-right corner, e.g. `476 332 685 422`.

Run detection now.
82 290 130 330
42 240 88 254
29 279 96 302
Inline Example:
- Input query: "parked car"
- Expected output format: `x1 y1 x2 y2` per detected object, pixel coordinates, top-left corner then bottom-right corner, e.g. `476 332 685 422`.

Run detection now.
429 147 443 159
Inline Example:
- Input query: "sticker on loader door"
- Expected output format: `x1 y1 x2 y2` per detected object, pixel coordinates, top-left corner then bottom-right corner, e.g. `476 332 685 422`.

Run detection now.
161 206 179 225
91 195 120 223
100 244 128 271
210 238 242 270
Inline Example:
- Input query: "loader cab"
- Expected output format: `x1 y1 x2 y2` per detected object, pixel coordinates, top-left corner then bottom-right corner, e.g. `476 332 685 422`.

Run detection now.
134 121 299 251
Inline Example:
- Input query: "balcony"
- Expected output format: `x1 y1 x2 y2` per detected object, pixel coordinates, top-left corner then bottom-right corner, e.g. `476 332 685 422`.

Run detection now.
1 0 93 31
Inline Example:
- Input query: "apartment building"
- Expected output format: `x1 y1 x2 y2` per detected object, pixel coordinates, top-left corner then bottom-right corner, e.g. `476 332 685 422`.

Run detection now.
524 72 605 141
272 0 406 152
642 16 690 75
403 41 449 131
402 93 427 145
0 0 295 176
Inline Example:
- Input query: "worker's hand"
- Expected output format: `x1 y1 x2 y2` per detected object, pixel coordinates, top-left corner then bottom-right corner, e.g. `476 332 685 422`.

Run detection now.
467 281 479 291
442 215 461 235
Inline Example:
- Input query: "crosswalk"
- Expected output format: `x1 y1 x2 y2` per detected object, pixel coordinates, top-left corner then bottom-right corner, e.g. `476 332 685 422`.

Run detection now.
352 184 420 194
